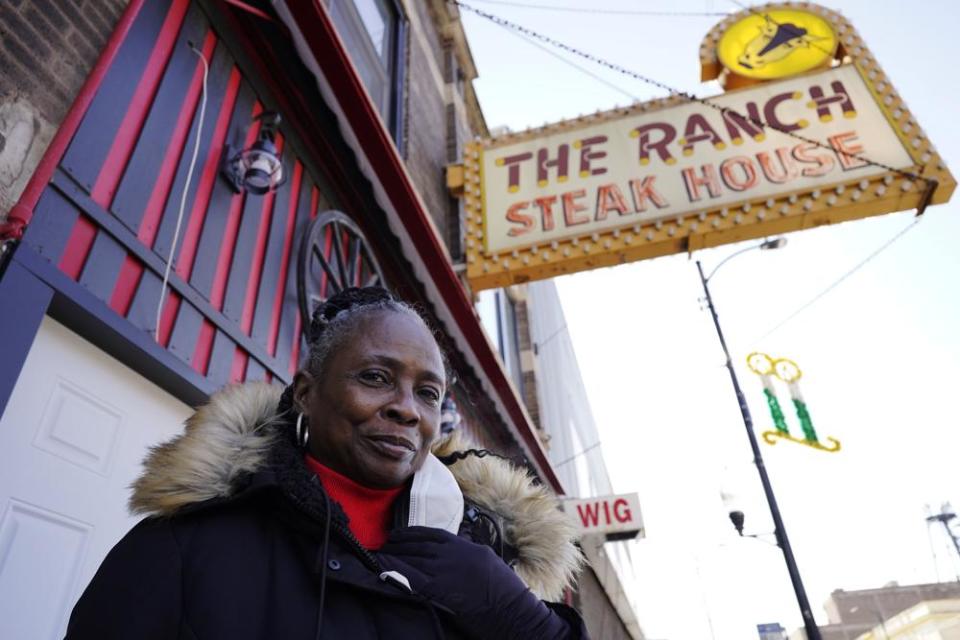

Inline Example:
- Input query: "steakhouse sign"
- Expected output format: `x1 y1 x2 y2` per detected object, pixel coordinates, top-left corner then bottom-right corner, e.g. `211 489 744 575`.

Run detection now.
462 4 955 291
484 65 905 253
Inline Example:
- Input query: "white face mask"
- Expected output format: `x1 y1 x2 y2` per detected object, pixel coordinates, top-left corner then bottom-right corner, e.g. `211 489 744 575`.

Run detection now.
407 454 464 534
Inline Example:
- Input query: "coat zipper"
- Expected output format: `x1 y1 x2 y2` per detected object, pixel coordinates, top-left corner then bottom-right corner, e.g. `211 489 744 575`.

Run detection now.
307 474 382 571
329 518 381 571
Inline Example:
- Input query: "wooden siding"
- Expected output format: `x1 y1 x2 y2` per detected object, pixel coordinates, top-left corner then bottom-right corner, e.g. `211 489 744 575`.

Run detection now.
20 0 343 388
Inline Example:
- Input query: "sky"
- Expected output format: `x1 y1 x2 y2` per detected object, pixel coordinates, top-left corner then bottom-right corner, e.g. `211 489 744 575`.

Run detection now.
459 1 960 638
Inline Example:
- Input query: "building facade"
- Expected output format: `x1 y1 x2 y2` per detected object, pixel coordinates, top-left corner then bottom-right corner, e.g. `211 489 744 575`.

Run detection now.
855 599 960 640
478 280 645 639
0 0 567 636
788 582 960 640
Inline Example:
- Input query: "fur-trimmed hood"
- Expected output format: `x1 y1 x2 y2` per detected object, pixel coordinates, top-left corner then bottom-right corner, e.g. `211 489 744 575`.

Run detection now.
130 383 582 600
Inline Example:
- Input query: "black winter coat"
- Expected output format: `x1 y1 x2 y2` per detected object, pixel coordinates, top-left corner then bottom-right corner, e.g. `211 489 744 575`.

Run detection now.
65 383 587 640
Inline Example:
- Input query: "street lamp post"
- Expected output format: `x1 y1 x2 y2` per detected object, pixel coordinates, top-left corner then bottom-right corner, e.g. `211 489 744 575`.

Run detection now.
696 238 822 640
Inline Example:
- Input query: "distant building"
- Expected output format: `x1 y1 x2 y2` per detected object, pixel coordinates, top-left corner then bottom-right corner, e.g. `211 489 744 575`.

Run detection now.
477 280 645 640
855 599 960 640
788 582 960 640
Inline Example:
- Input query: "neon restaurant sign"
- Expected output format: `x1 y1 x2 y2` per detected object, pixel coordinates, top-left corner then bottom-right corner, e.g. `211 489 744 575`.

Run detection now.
461 3 955 291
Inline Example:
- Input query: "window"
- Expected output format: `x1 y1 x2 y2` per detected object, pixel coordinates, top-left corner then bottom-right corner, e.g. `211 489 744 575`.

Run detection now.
475 290 525 395
327 0 406 150
354 0 391 59
497 292 523 391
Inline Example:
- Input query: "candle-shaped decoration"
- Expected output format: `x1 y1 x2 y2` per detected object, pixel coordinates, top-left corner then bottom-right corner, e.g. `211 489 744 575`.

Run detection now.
774 358 820 443
747 352 840 453
747 353 789 435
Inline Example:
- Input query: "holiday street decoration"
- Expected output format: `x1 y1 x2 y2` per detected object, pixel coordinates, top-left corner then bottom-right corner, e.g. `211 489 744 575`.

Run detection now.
746 352 840 453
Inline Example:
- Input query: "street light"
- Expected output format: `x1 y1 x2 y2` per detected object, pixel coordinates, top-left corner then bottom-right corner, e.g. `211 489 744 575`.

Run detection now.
696 238 822 640
221 111 286 195
704 236 787 281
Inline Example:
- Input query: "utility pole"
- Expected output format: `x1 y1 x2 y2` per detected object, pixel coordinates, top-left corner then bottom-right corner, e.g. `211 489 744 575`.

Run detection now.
927 503 960 571
697 248 821 640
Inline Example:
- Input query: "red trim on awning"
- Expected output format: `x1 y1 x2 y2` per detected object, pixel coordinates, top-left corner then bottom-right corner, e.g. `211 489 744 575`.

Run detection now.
193 320 216 375
210 102 262 311
92 0 192 210
283 0 561 492
138 29 218 249
108 28 217 319
268 160 302 356
241 135 284 335
109 255 143 315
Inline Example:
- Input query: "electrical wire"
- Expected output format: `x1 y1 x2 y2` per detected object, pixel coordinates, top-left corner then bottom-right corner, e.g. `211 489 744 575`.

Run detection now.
534 322 568 353
155 45 209 339
553 439 603 468
503 26 642 102
465 0 730 17
454 0 931 188
749 216 922 345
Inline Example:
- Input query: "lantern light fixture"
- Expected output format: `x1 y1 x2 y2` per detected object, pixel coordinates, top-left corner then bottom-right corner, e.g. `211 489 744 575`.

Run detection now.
222 111 285 195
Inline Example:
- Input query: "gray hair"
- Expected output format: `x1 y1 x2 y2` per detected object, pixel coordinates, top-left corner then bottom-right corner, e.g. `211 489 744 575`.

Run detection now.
303 287 450 384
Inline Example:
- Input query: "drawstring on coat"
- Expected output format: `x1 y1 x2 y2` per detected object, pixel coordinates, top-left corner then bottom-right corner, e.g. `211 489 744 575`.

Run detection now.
313 489 333 640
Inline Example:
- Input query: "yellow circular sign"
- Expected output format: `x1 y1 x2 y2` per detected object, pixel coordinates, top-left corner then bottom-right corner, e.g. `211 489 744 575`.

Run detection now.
718 9 838 81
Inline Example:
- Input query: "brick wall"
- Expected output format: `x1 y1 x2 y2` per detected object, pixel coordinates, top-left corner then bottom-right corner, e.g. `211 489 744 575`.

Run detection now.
0 0 129 218
412 0 443 74
826 582 960 625
513 295 544 430
574 565 635 640
404 29 451 248
399 0 483 262
791 582 960 640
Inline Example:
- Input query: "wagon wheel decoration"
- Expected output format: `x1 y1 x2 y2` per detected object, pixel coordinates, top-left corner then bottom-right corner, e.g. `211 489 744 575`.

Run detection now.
297 210 385 335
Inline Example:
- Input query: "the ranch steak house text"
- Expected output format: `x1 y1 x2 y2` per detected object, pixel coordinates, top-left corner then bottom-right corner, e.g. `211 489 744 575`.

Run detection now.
480 65 913 254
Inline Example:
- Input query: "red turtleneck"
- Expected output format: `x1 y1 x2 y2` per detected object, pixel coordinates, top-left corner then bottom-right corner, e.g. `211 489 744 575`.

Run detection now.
304 455 405 550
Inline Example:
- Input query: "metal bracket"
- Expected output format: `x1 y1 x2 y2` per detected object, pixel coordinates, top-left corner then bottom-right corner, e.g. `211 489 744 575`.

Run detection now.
916 179 938 216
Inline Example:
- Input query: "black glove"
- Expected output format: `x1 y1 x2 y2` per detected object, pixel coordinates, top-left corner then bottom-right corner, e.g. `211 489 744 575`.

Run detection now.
378 526 578 639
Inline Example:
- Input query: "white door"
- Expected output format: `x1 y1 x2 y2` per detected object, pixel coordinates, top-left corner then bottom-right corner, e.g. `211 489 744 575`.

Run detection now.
0 316 192 640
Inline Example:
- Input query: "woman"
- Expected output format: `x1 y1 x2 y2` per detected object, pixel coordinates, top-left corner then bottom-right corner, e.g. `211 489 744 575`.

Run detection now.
66 287 587 639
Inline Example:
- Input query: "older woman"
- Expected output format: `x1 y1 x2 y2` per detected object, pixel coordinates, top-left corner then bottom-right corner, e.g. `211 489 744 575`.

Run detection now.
66 287 586 639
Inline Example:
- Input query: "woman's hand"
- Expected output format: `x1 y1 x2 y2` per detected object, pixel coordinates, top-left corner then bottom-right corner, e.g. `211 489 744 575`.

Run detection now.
378 526 580 639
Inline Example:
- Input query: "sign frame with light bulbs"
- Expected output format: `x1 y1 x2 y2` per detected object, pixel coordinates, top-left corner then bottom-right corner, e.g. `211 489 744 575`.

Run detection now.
461 2 955 291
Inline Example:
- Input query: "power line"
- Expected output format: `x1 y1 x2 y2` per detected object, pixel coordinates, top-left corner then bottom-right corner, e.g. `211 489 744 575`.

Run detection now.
495 21 642 101
465 0 730 17
533 321 568 354
553 439 603 468
454 0 930 188
749 215 922 344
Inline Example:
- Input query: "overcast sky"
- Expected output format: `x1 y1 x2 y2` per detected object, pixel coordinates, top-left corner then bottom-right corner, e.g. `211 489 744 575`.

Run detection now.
460 1 960 638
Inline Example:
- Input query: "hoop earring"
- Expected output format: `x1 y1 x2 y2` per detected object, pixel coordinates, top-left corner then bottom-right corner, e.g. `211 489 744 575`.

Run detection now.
296 413 309 448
